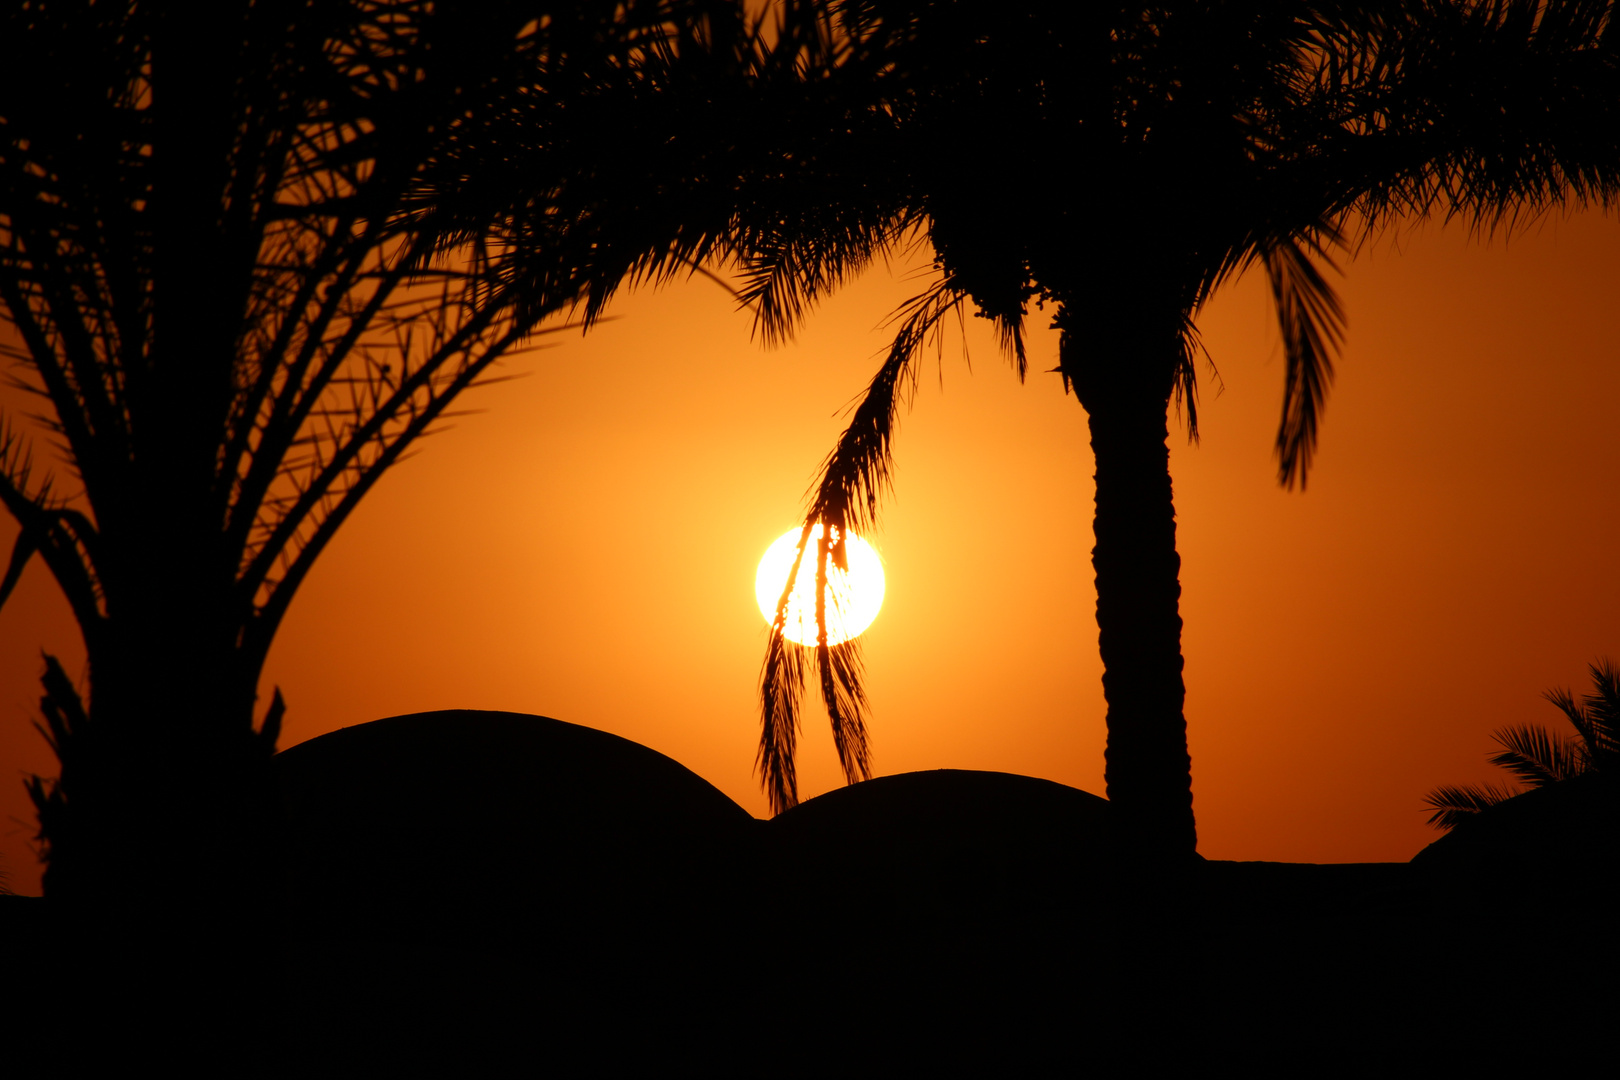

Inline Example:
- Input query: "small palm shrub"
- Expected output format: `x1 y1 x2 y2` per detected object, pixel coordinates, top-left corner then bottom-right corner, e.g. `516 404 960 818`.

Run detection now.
1425 660 1620 831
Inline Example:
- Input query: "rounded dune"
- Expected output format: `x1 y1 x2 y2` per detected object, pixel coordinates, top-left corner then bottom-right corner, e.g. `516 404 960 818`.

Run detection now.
765 768 1114 935
760 770 1117 1070
770 768 1113 868
275 709 759 949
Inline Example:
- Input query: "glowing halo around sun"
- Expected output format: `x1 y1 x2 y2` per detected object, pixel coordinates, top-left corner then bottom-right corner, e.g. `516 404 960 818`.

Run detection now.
755 524 885 646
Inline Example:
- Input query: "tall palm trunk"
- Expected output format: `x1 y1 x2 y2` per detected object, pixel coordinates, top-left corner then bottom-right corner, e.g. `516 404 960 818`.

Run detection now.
39 474 274 911
52 615 272 906
1061 311 1197 859
38 580 280 1063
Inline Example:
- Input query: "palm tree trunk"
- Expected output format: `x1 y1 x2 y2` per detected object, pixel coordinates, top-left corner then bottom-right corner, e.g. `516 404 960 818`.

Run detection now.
39 596 280 1064
1063 322 1197 859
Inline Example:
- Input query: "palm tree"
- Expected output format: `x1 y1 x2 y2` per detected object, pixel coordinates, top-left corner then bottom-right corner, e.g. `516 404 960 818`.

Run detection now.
0 1 914 1061
1424 659 1620 830
745 0 1620 859
0 0 812 911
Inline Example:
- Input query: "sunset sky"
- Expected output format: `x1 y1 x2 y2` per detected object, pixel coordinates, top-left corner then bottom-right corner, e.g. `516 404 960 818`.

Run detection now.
3 206 1619 896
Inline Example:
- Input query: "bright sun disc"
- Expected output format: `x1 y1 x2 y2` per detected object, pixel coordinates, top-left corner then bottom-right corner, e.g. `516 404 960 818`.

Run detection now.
755 525 885 646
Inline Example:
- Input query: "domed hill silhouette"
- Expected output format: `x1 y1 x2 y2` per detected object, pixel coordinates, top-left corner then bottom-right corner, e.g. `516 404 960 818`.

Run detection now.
272 710 771 1071
767 770 1115 940
770 768 1114 876
762 770 1120 1065
274 710 760 959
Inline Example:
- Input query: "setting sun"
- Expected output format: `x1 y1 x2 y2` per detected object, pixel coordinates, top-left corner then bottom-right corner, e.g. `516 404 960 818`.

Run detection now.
755 524 885 646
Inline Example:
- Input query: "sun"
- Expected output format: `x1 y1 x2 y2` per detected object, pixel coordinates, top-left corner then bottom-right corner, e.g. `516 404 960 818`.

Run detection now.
755 524 885 646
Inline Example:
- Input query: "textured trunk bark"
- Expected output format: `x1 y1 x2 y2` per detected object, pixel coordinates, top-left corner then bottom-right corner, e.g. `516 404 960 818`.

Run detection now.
1063 318 1197 860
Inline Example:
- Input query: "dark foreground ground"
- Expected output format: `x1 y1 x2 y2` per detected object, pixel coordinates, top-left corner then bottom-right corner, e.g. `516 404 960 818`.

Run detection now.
3 710 1616 1074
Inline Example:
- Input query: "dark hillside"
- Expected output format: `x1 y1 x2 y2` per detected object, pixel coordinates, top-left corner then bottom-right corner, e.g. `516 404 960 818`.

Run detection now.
3 713 1614 1072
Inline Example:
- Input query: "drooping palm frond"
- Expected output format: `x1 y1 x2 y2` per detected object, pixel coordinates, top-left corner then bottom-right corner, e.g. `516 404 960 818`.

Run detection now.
1488 723 1590 787
815 528 873 787
755 276 965 812
757 527 873 815
758 526 814 815
1169 313 1219 447
1262 230 1347 490
808 279 964 533
1423 781 1523 830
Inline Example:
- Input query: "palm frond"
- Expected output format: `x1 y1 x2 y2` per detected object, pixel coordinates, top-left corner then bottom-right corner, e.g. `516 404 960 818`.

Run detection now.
755 276 963 812
1488 723 1589 787
1423 781 1522 831
0 515 39 615
1171 314 1217 446
734 210 909 347
1352 0 1620 235
991 309 1029 382
812 522 872 787
818 638 872 786
26 654 89 864
1263 231 1346 490
1543 685 1600 759
805 277 964 534
756 521 872 815
757 524 813 815
1580 658 1620 763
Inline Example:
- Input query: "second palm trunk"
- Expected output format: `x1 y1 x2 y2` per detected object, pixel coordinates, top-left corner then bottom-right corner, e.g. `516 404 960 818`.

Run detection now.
1065 326 1197 859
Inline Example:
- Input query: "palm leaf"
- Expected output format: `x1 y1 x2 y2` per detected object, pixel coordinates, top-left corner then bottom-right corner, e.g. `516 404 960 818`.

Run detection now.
1542 685 1600 760
757 538 812 814
1488 723 1589 787
1263 231 1346 490
735 211 908 348
0 516 38 615
1423 781 1521 831
1171 313 1218 447
816 523 872 789
755 526 873 815
1580 658 1620 763
755 276 964 812
806 278 964 533
26 653 89 862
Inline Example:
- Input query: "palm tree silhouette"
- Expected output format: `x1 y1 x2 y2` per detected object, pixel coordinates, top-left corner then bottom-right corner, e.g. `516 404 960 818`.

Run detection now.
1424 659 1620 830
0 0 811 906
746 1 1620 858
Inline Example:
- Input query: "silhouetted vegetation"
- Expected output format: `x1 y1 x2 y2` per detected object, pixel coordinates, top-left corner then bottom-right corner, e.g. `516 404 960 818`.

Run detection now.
1425 658 1620 830
749 1 1620 860
4 3 1620 1065
0 0 834 906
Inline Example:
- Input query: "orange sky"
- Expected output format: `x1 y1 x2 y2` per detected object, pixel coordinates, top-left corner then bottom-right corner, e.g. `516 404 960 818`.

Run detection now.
3 208 1619 894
